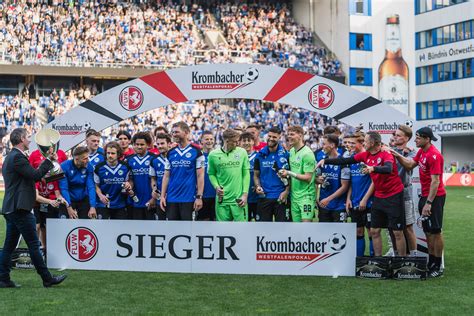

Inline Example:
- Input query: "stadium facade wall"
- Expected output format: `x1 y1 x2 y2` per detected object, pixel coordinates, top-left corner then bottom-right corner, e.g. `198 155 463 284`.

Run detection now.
292 0 350 80
0 64 157 79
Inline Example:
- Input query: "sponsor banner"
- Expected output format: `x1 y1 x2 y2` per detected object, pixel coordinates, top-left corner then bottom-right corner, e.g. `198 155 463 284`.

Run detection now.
424 117 474 136
443 173 474 187
51 122 92 136
343 104 416 138
416 40 474 67
47 220 356 276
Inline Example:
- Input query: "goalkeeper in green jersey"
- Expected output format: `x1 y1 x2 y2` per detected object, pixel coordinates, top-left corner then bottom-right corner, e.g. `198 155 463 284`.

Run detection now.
278 126 316 222
207 129 251 221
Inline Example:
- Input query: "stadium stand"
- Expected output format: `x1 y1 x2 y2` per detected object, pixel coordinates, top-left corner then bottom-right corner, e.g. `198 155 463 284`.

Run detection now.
0 0 348 153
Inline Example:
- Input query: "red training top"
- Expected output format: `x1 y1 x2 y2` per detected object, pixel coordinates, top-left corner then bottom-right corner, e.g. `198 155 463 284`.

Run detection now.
120 147 135 160
29 149 68 200
253 141 267 152
414 145 446 197
354 150 404 198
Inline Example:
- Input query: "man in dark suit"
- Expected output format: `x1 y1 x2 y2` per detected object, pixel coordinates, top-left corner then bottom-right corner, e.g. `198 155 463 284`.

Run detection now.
0 128 67 288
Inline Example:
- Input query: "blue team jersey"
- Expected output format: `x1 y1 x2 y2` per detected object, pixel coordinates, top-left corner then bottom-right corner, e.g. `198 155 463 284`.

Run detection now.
94 161 131 209
248 151 259 203
126 152 156 208
165 144 204 203
349 155 373 208
149 154 167 194
59 159 96 207
202 152 216 199
319 153 350 211
88 150 105 170
254 144 289 199
315 146 345 162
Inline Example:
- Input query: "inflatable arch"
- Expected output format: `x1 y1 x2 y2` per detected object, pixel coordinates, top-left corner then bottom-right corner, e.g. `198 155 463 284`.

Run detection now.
40 63 434 254
40 63 422 152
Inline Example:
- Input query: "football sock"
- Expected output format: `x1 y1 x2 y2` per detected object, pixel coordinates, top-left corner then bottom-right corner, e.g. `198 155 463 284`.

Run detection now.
356 236 365 257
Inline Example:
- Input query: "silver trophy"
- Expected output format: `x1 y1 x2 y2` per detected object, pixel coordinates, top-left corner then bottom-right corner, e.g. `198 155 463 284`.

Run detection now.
35 128 65 183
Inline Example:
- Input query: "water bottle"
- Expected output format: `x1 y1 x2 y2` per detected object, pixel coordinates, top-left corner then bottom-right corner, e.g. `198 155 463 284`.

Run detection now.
105 194 110 208
154 188 161 200
131 195 139 203
122 183 139 203
315 167 323 177
273 161 289 186
416 215 429 228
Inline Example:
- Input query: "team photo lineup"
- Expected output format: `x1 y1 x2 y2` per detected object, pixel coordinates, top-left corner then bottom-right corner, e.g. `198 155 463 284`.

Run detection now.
2 0 468 300
22 118 445 277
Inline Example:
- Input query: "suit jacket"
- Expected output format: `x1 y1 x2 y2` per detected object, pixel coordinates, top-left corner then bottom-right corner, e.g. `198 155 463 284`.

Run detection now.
1 148 53 215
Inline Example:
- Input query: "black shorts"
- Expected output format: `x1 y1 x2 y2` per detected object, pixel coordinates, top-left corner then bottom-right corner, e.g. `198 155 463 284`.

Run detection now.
166 202 194 221
350 207 371 228
198 198 216 221
318 208 347 223
59 198 90 219
256 198 289 222
371 191 405 230
418 195 445 234
155 207 167 220
131 207 158 220
126 205 134 220
97 207 128 220
248 202 258 221
33 204 59 227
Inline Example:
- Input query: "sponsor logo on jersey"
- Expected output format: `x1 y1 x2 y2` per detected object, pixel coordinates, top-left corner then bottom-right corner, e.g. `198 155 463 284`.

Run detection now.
218 161 241 169
171 159 192 168
103 176 127 184
132 167 151 174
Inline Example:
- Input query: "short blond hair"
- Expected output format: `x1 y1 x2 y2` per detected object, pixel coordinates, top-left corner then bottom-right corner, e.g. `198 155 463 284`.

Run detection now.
398 125 413 140
287 126 304 135
222 129 240 140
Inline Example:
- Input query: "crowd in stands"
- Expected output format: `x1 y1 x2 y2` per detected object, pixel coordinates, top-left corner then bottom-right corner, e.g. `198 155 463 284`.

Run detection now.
214 1 341 75
0 1 204 67
0 82 350 157
0 0 341 75
103 98 350 150
0 0 345 155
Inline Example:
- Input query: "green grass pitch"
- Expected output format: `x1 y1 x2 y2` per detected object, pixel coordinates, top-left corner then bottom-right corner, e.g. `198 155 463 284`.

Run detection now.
0 187 473 314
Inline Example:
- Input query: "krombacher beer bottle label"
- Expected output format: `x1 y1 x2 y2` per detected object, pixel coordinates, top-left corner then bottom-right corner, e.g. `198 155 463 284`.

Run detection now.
378 14 409 115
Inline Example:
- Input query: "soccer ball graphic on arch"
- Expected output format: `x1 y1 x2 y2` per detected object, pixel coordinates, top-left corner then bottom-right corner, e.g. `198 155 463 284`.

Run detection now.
245 67 259 82
328 233 347 252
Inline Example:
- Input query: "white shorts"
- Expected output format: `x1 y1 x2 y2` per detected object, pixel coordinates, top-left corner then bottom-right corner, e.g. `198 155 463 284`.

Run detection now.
404 199 416 226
